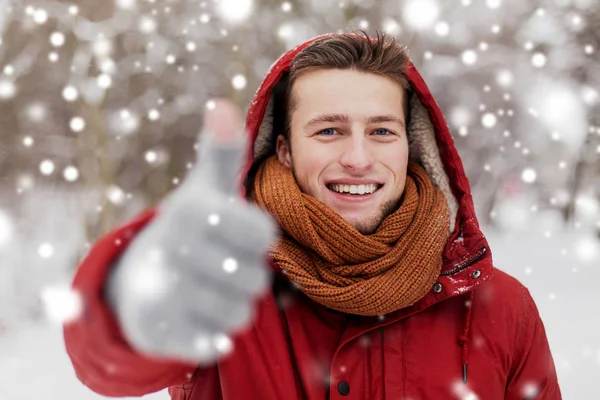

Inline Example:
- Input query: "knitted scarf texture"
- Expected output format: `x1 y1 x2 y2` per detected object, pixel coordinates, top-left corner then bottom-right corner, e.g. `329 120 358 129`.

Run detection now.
251 155 450 316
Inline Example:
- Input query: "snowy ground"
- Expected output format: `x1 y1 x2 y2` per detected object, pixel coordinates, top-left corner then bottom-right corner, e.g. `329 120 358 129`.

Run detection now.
0 228 598 399
0 323 167 400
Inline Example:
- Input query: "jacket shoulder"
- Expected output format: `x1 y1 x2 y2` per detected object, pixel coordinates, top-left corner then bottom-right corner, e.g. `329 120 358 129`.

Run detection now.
473 266 541 339
478 266 531 306
482 270 561 398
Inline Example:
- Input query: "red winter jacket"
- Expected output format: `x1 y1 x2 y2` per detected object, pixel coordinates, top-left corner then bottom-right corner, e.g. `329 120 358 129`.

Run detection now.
64 35 561 400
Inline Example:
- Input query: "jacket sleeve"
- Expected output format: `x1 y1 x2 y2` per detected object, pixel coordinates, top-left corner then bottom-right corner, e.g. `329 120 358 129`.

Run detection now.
505 286 562 399
63 209 198 397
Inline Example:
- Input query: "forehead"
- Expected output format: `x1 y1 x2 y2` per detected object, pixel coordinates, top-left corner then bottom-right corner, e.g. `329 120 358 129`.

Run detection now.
290 69 405 119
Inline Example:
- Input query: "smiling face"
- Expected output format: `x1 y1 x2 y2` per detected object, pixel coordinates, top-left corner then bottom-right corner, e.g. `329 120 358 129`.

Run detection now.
276 68 409 234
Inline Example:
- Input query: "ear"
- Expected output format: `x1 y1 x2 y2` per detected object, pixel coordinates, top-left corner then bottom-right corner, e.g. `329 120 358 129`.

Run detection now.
275 134 292 168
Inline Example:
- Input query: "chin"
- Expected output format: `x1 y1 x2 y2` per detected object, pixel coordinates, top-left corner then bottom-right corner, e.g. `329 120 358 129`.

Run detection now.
345 214 382 235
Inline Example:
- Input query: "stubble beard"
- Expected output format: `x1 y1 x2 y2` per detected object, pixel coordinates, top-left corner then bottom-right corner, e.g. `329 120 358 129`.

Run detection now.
351 198 400 235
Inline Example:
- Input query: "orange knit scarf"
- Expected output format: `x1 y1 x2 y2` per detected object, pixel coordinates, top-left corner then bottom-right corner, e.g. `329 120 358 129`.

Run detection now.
250 156 450 316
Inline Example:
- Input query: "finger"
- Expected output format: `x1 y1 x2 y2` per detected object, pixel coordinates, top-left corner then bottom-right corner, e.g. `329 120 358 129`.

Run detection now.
130 287 239 364
184 285 254 333
157 194 276 254
206 203 277 255
144 322 221 365
166 241 272 297
191 98 248 196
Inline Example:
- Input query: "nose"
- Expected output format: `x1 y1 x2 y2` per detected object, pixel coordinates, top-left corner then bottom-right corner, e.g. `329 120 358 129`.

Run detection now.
339 131 374 171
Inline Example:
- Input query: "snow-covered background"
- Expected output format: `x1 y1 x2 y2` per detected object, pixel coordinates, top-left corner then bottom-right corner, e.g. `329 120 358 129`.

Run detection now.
0 0 598 398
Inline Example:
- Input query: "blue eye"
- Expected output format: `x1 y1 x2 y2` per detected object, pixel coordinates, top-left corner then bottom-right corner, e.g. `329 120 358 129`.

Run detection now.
318 128 337 136
374 128 392 136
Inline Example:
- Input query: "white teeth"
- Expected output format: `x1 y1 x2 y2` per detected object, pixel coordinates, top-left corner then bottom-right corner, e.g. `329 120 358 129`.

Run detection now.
329 183 378 195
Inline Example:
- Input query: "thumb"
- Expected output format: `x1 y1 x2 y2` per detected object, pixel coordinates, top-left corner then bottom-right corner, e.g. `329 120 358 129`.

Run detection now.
190 99 248 196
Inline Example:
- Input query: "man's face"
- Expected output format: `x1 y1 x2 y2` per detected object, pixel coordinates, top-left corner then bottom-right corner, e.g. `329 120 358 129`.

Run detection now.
276 69 409 234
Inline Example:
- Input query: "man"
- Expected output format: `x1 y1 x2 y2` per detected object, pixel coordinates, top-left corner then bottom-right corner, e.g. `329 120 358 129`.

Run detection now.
65 31 561 399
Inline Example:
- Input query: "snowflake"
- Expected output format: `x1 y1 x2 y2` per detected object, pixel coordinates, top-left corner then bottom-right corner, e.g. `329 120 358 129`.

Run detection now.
223 257 239 274
40 285 83 324
62 85 79 102
461 50 478 66
481 113 497 128
521 168 537 184
403 0 439 30
213 333 233 354
434 21 450 37
531 53 547 68
69 117 86 132
38 243 54 258
63 166 79 182
232 74 247 90
49 32 65 47
39 160 55 176
216 0 253 24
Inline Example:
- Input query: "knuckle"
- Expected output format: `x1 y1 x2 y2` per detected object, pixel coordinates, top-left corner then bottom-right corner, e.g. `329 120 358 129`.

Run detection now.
225 301 252 329
247 267 271 294
125 324 161 355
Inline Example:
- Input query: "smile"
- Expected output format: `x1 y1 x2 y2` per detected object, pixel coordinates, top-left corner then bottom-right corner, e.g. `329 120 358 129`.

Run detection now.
326 183 383 196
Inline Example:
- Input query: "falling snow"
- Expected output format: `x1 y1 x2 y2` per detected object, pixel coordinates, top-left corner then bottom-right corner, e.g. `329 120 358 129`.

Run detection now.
403 0 440 30
461 50 478 65
63 166 79 182
106 185 126 205
40 286 82 324
69 117 85 132
49 32 65 47
39 160 55 176
481 113 497 128
208 213 221 226
222 257 239 274
1 0 599 398
531 52 547 68
62 86 78 102
232 74 247 90
521 168 537 184
37 243 54 258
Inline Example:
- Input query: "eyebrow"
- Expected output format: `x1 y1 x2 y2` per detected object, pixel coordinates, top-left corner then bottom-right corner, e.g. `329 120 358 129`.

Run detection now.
367 115 406 127
304 113 405 129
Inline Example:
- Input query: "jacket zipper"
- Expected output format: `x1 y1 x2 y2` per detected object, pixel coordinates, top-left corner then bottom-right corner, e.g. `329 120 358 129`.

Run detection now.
439 246 487 276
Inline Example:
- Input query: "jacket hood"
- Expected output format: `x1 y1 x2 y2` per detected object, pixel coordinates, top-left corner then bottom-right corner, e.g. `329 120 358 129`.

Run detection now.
241 34 493 293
